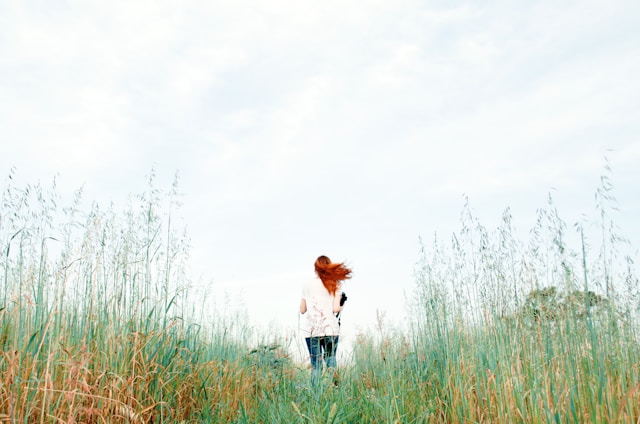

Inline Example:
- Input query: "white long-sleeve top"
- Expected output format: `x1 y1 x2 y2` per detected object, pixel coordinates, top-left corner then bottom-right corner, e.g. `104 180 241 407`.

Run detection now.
300 278 341 337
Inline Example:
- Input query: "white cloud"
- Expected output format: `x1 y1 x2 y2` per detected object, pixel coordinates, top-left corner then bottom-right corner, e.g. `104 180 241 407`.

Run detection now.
1 0 639 334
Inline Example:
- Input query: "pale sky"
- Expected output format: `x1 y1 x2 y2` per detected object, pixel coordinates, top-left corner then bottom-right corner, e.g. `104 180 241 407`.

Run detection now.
1 1 639 356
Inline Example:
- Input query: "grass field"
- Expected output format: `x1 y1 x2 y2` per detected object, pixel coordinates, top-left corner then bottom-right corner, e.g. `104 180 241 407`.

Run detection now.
1 170 638 423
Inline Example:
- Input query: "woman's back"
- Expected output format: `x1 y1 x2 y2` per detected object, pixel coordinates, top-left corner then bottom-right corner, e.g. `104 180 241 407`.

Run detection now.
301 278 340 337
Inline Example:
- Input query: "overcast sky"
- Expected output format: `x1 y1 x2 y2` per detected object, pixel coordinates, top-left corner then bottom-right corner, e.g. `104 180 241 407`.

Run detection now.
1 0 639 354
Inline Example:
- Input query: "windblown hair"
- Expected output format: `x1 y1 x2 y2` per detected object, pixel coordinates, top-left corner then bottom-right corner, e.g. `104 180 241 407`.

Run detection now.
314 255 352 295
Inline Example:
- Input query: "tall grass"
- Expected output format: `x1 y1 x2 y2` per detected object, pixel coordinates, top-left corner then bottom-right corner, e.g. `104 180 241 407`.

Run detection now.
1 164 638 423
0 170 270 422
400 164 640 423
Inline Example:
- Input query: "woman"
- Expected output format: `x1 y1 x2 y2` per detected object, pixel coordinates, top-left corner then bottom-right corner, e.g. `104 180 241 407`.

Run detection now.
299 255 352 386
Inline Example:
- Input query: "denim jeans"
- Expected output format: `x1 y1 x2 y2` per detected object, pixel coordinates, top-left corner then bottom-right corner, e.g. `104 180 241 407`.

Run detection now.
305 336 339 386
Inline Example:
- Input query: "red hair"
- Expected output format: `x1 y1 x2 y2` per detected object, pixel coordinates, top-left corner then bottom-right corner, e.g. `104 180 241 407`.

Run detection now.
314 255 352 295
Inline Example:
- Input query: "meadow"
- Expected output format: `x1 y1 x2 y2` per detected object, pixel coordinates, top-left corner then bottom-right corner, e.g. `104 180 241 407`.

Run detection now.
1 168 639 423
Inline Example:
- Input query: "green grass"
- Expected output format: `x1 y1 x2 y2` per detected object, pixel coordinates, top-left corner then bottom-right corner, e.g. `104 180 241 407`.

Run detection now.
1 166 639 423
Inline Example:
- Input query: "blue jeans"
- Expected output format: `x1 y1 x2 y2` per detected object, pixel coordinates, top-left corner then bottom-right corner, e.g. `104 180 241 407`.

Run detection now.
305 336 339 386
